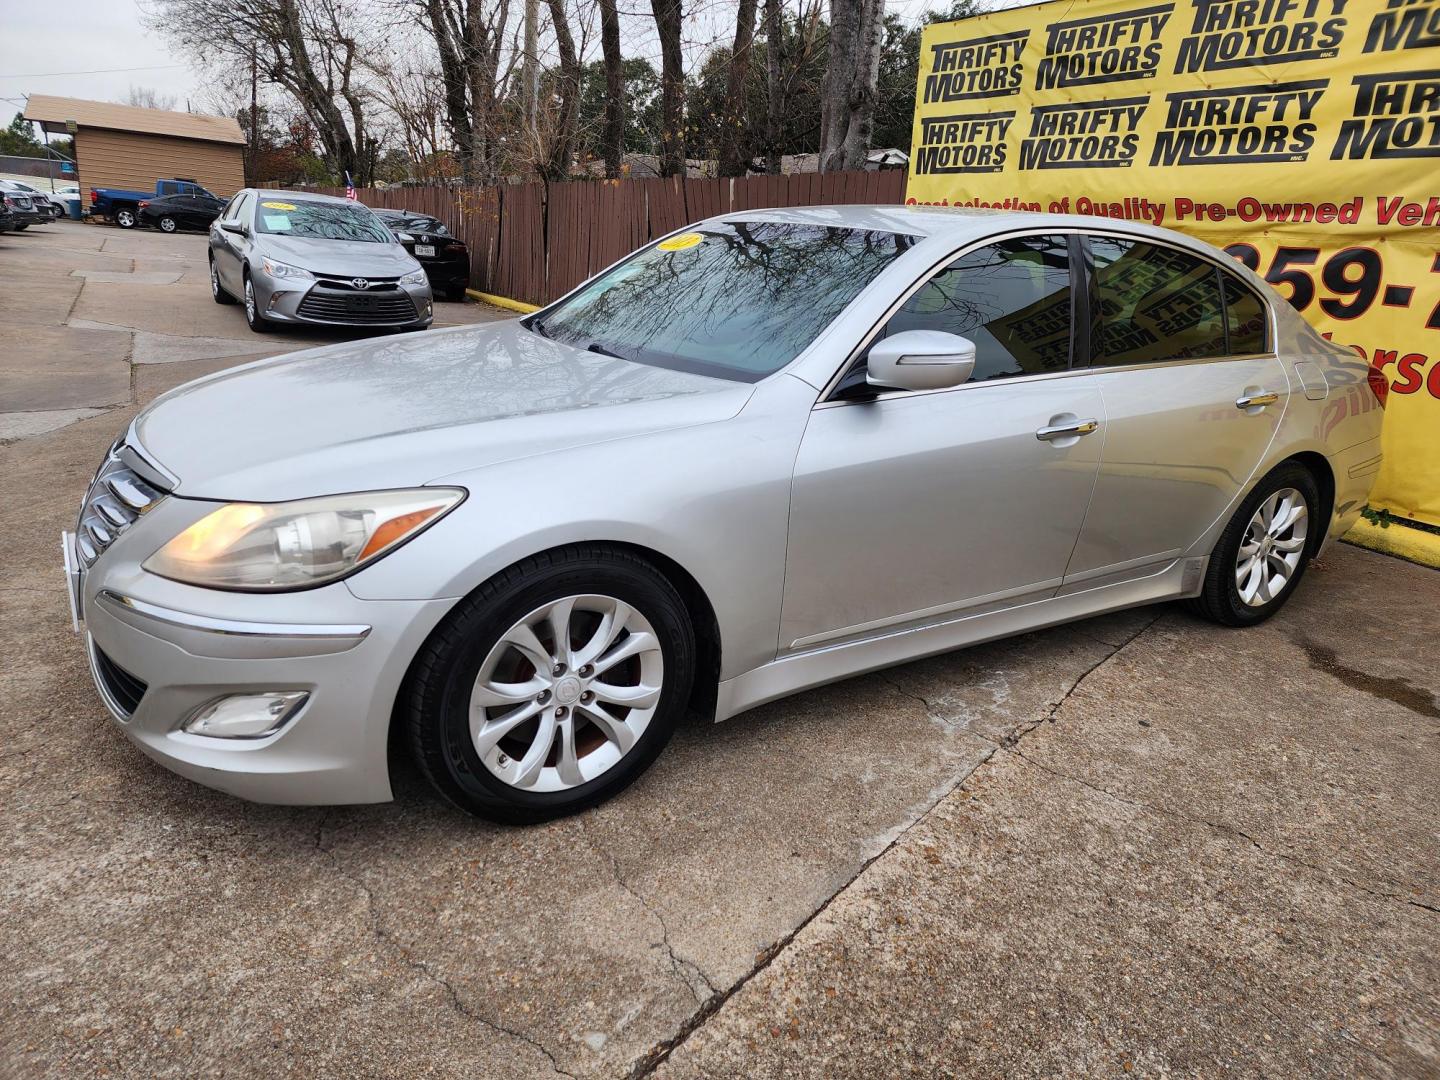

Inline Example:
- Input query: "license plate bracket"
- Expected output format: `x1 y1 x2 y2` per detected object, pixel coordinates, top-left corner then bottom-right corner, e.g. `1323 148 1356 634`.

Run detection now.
415 244 435 257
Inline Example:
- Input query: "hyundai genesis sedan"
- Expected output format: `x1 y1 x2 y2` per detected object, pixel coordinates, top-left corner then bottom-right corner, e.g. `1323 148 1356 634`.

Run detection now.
66 206 1385 823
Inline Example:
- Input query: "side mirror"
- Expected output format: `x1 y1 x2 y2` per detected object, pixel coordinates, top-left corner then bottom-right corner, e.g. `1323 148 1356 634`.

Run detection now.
866 330 977 391
220 220 247 236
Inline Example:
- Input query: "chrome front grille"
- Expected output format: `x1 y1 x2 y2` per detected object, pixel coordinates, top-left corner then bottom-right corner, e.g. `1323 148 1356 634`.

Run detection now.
75 443 167 568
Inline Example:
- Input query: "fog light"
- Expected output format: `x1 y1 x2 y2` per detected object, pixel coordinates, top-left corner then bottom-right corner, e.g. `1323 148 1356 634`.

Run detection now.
182 691 308 739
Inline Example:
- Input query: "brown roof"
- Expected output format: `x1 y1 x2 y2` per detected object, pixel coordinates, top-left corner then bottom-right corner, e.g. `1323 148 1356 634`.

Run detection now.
23 94 245 146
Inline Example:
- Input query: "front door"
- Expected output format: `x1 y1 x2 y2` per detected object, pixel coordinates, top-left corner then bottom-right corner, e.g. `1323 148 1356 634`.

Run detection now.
780 233 1104 652
1062 235 1289 590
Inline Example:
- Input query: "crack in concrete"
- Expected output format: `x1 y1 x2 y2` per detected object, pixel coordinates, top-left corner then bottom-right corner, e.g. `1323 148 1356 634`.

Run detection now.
629 612 1168 1076
1006 748 1438 920
313 813 579 1079
578 818 717 1006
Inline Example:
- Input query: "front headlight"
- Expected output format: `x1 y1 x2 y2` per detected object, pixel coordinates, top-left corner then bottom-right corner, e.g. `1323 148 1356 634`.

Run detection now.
261 257 313 280
400 268 428 286
143 488 465 591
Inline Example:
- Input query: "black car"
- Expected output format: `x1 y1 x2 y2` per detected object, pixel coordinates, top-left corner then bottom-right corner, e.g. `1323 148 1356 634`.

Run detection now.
0 201 15 234
373 208 470 300
0 182 47 230
139 192 227 233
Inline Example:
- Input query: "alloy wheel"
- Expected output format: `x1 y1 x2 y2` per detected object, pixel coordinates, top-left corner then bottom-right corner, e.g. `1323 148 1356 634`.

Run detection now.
209 260 220 297
1235 487 1308 607
116 209 135 228
160 217 177 232
470 594 664 792
244 278 256 322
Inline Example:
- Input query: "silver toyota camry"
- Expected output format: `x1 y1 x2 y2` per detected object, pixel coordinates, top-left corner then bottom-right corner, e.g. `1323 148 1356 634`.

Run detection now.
66 206 1385 823
208 189 433 333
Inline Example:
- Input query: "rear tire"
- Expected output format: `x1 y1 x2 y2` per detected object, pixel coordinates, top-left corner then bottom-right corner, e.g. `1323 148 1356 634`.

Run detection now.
159 216 178 233
114 207 136 229
210 256 237 305
405 545 696 824
1187 462 1319 627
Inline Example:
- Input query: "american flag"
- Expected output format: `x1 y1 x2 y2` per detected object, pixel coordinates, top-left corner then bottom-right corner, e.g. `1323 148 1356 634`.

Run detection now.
344 171 356 200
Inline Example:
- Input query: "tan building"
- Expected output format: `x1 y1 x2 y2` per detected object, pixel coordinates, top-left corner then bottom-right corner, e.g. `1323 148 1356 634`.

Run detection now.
23 95 245 210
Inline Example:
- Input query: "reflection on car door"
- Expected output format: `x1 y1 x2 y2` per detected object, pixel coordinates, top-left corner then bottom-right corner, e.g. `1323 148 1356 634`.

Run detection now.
214 191 252 293
1060 235 1289 593
780 234 1106 651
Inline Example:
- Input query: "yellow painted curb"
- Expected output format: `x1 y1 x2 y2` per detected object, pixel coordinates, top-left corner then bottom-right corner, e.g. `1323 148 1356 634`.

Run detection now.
466 289 540 314
1343 516 1440 570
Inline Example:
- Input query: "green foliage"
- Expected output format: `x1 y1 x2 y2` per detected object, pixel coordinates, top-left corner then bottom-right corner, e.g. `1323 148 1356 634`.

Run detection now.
0 115 44 157
1361 505 1395 529
576 57 663 159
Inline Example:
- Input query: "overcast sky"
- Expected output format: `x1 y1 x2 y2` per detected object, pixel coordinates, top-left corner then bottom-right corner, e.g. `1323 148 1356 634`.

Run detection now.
0 0 986 134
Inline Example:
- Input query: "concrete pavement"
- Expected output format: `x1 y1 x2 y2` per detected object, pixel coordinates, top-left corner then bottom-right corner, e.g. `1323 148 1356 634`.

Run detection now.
1 221 1436 1078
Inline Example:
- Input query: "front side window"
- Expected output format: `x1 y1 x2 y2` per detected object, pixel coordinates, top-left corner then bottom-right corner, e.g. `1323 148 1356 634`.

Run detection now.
870 235 1074 383
532 221 919 382
254 199 393 243
1089 238 1228 365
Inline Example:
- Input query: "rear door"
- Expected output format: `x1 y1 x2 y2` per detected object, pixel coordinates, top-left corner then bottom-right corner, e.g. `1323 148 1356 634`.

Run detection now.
1061 234 1287 592
780 233 1106 651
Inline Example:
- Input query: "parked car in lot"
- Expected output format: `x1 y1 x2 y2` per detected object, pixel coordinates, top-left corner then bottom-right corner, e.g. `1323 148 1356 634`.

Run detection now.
3 180 66 220
91 178 220 228
0 182 48 230
373 208 471 300
139 191 226 233
208 189 432 333
65 206 1384 824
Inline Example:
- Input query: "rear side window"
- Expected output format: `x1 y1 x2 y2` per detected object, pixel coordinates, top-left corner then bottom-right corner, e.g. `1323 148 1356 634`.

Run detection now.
1088 238 1227 365
875 235 1074 381
1222 273 1268 354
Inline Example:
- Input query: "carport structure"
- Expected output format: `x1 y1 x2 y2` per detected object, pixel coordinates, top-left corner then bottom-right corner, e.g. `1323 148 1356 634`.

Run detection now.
22 94 244 212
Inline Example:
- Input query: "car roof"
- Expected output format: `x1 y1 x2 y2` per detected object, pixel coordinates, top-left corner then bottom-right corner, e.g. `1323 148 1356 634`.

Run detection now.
719 203 1034 239
247 188 363 206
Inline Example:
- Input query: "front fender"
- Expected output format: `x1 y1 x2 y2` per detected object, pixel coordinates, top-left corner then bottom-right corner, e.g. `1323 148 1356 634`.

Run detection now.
344 374 818 680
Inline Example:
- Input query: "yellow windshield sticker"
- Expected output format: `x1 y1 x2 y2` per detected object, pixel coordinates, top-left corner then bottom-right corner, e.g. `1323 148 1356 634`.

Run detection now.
261 201 297 211
657 232 703 252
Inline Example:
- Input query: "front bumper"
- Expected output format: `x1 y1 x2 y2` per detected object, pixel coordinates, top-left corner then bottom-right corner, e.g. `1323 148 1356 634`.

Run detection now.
66 522 454 806
254 271 434 330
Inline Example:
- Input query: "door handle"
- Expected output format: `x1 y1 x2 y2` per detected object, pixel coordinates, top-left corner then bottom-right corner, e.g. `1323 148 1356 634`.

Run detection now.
1035 418 1099 442
1236 391 1279 409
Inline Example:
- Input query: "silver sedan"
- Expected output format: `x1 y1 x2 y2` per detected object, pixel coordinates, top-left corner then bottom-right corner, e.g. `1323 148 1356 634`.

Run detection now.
208 189 433 333
67 206 1384 823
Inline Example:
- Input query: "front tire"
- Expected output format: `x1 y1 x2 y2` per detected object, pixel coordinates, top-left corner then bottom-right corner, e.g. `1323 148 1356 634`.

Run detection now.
1188 462 1319 627
405 545 696 824
243 273 272 333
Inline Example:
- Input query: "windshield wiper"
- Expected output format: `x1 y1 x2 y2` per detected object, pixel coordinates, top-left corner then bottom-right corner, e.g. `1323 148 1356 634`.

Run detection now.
528 317 549 338
586 341 624 359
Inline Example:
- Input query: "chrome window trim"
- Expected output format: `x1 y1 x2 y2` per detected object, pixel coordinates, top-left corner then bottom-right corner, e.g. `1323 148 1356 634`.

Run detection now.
815 224 1280 408
97 591 372 641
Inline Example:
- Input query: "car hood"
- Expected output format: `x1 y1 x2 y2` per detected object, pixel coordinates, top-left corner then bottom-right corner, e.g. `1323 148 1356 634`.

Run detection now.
134 320 755 501
255 234 419 277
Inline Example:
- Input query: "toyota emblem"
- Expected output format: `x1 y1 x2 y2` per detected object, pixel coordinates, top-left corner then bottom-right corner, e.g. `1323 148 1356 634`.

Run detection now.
351 278 370 290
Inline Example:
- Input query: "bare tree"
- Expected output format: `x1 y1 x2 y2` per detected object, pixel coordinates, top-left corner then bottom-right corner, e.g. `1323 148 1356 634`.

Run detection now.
146 0 378 183
718 0 759 176
763 0 782 173
597 0 623 176
818 0 883 171
411 0 511 181
123 85 181 111
649 0 684 176
541 0 582 178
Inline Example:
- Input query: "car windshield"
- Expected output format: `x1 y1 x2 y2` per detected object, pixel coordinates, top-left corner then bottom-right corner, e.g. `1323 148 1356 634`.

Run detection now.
531 220 918 382
254 198 392 243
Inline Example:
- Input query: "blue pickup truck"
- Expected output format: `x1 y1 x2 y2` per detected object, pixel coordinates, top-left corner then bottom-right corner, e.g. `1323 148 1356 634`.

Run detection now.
89 178 224 228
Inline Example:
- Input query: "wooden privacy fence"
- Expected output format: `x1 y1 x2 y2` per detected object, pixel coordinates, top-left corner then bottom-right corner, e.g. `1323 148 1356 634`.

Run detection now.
308 170 907 307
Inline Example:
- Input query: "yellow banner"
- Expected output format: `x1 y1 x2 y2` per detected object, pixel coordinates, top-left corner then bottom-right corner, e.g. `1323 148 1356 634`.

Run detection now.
907 0 1440 527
